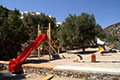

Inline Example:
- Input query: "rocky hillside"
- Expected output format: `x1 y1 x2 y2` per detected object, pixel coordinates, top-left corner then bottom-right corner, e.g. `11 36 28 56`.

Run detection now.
104 22 120 38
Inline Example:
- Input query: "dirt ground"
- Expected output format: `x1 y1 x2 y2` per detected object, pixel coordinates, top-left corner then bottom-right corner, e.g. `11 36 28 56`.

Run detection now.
0 70 81 80
27 47 120 69
1 47 120 80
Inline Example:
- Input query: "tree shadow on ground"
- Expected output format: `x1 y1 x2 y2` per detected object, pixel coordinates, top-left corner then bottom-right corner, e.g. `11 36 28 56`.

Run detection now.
70 45 98 50
24 59 50 64
76 48 117 55
75 51 97 55
24 58 62 64
0 73 26 80
102 50 117 54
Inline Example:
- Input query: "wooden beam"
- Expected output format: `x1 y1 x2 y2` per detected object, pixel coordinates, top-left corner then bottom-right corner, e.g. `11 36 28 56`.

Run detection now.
47 41 59 56
42 43 52 59
38 24 41 59
41 74 54 80
50 38 58 49
40 27 49 30
48 38 60 56
73 58 79 62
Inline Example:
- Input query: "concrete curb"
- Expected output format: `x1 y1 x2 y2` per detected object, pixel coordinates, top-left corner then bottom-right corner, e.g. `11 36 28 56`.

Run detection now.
54 66 120 74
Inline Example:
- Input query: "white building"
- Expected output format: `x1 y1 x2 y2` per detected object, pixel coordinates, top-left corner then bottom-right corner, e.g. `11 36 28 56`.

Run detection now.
56 22 62 27
20 11 62 26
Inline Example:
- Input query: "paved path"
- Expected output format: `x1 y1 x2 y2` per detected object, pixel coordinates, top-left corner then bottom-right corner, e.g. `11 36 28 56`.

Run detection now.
54 66 120 74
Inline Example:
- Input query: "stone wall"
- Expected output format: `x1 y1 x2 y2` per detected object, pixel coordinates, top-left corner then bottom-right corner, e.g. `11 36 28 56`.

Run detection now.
0 64 8 71
1 64 120 80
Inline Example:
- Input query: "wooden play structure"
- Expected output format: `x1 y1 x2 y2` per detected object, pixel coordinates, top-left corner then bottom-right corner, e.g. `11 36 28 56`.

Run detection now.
9 23 60 73
37 23 60 59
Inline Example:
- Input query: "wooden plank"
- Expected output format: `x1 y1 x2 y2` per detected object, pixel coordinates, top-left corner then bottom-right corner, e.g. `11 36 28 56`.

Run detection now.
40 27 49 30
47 38 60 56
42 44 49 53
73 58 79 62
47 41 59 56
22 64 56 69
42 43 52 59
41 74 54 80
0 61 9 64
50 38 58 49
50 38 60 55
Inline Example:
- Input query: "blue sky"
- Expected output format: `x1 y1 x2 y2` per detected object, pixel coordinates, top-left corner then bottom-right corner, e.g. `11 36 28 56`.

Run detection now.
0 0 120 29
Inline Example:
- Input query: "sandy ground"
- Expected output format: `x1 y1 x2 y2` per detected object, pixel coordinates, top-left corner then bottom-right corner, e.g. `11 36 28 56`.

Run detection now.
1 47 120 80
27 47 120 69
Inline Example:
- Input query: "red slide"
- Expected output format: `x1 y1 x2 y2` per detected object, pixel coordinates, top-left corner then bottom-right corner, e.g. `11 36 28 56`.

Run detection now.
9 34 47 73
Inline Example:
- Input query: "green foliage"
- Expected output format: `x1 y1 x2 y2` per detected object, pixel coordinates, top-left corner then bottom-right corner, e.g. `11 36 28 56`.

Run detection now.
0 6 30 60
22 13 57 40
0 5 105 59
95 24 105 39
57 14 76 47
57 13 102 50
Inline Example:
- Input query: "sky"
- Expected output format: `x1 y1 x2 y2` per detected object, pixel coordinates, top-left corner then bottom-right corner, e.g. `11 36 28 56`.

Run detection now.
0 0 120 29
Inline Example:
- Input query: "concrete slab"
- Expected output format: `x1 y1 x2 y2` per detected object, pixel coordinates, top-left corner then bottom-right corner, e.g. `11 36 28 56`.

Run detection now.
54 66 120 74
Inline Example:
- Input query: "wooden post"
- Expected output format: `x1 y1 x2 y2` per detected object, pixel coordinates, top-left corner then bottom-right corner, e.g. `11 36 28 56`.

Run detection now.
49 23 52 59
38 24 41 59
48 23 51 40
58 47 60 55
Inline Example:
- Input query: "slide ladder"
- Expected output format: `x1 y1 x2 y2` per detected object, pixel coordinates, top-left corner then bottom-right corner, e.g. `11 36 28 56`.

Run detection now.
47 38 60 59
42 38 60 59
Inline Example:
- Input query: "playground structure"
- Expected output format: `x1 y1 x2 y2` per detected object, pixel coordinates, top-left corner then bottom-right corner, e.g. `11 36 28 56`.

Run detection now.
97 38 114 56
98 43 114 56
98 44 114 52
37 23 60 59
9 23 60 73
73 38 115 63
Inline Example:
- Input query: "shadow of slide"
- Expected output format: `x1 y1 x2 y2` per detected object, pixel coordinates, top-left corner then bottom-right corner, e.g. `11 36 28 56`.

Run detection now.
76 51 97 54
0 73 26 80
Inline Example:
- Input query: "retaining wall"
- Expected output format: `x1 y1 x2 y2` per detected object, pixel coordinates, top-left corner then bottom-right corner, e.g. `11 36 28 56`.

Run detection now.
1 63 120 80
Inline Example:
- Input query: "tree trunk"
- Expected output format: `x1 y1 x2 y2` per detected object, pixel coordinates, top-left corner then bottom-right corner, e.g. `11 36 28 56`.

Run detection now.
82 47 85 53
